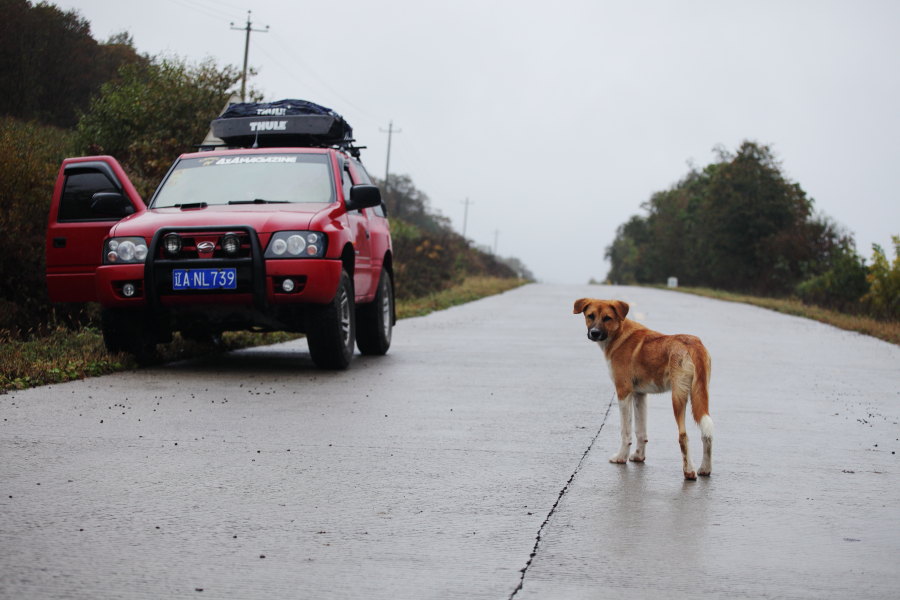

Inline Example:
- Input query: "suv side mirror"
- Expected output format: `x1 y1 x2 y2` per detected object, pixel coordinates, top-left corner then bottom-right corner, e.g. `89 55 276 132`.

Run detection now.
91 192 135 219
346 185 382 212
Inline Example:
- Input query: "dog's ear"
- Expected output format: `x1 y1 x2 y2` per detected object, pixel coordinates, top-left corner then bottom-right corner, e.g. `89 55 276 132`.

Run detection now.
612 300 630 319
573 298 591 314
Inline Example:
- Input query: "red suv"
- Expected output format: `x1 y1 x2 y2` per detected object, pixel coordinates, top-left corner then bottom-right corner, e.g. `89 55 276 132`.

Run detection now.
45 100 394 369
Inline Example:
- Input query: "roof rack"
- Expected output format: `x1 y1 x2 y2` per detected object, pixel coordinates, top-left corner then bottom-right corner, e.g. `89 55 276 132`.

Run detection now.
206 99 362 156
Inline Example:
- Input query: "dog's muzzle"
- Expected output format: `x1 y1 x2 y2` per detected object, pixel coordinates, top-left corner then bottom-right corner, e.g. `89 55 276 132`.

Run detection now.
587 328 607 342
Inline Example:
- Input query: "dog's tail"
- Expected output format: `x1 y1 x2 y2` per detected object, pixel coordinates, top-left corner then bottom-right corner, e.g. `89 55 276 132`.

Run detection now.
688 342 714 441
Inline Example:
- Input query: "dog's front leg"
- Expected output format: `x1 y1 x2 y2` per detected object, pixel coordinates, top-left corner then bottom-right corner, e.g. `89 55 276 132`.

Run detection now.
630 393 647 462
610 394 634 464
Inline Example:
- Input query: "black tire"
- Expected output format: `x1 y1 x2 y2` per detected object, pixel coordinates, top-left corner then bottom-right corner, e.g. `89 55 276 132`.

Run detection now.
356 269 393 356
307 270 355 369
100 308 159 365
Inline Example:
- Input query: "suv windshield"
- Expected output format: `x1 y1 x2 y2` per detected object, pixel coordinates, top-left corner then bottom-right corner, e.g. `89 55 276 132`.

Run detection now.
151 153 335 208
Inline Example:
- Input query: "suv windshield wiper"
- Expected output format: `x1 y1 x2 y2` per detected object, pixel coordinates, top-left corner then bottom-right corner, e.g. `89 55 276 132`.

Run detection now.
228 198 290 205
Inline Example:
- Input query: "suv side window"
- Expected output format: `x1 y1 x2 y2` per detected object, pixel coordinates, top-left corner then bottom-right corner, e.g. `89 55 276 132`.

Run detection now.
59 170 119 222
350 160 386 217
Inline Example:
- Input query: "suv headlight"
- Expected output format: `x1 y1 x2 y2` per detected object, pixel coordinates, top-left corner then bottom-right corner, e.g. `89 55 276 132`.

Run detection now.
265 231 326 258
104 237 148 264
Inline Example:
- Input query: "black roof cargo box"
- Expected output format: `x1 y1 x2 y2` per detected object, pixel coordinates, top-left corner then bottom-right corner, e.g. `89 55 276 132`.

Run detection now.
210 99 353 148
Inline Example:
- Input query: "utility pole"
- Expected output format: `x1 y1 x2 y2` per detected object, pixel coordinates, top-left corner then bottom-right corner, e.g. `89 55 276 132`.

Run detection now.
493 229 499 255
460 197 474 239
380 121 401 192
231 10 269 102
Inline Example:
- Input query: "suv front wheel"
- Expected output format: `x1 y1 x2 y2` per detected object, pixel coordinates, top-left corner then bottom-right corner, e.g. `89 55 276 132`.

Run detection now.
100 308 161 365
306 270 355 369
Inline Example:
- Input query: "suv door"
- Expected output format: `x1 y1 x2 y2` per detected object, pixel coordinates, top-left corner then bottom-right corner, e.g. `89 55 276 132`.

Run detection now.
348 159 390 283
46 156 145 302
341 162 374 299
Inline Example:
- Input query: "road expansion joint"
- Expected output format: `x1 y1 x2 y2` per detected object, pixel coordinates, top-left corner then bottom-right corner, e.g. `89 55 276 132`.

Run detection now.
508 393 615 599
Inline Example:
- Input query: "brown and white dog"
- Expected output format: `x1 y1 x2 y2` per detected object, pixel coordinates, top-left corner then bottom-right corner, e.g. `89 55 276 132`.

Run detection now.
573 298 714 480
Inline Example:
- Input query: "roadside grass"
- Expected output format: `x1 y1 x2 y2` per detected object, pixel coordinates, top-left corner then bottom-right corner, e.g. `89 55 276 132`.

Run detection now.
664 286 900 346
396 276 527 319
0 277 528 393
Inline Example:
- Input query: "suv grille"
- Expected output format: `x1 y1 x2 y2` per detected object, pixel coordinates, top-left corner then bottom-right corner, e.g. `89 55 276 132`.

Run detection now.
145 226 266 307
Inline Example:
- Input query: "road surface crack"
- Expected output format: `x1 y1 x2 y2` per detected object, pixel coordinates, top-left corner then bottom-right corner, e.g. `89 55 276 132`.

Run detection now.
508 393 615 599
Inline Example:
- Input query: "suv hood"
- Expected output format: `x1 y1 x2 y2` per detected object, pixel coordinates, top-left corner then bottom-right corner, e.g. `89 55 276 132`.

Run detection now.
110 203 339 237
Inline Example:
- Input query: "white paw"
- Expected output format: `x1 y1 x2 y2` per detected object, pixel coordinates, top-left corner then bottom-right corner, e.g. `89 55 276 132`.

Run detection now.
629 451 645 463
609 453 628 464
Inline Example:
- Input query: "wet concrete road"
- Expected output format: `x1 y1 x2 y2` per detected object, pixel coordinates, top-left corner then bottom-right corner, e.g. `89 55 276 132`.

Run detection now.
1 284 898 599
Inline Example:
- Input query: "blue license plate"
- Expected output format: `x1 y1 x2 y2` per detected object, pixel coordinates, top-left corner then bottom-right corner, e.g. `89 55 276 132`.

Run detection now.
172 268 237 290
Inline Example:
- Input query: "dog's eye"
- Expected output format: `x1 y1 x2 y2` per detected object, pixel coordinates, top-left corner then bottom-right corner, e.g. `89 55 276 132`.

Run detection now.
602 316 612 322
587 313 595 320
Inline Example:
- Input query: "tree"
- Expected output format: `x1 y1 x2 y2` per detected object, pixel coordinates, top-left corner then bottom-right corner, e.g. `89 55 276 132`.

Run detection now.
0 0 145 127
693 142 822 293
76 56 242 196
377 174 452 233
605 141 851 295
605 216 649 284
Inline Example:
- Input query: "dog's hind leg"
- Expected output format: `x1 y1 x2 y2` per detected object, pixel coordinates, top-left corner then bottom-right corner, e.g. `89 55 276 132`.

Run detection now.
673 390 697 480
698 415 713 477
610 394 634 464
689 347 713 477
630 393 647 462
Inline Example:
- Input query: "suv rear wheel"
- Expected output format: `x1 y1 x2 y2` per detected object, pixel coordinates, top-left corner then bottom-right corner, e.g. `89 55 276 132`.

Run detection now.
306 270 355 369
356 268 393 355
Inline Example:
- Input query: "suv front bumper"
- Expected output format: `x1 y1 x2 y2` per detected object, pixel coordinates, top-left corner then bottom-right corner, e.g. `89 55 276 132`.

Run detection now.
96 225 342 309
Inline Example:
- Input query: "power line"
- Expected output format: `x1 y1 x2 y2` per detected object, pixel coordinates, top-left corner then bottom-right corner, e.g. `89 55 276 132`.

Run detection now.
265 31 384 124
182 0 246 14
163 0 236 24
230 11 269 102
251 42 316 94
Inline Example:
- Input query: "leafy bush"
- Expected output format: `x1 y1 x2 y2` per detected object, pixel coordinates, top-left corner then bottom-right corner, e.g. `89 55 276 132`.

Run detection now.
796 244 869 312
379 174 520 299
390 218 517 300
0 117 79 335
863 237 900 320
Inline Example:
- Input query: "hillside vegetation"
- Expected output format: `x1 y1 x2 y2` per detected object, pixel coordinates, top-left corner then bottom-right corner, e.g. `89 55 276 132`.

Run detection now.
0 1 527 341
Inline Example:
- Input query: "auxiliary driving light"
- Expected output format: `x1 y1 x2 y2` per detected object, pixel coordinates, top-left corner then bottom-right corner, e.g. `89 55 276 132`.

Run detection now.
122 283 136 297
281 278 296 293
164 233 182 256
222 233 241 256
